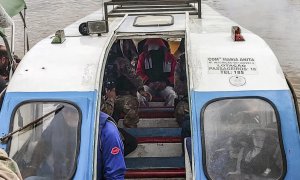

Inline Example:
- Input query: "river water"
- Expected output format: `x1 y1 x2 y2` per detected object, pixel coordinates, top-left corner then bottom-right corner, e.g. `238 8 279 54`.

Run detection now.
7 0 300 99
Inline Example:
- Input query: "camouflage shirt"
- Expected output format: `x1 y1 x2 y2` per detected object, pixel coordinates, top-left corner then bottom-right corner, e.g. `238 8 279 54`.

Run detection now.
0 149 22 180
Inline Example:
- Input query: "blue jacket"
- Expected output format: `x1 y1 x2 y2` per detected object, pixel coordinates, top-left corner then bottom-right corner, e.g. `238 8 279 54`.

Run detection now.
97 112 126 180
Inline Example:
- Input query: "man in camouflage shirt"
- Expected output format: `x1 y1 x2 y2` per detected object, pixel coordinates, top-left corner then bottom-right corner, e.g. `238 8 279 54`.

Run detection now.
173 38 190 125
103 56 144 128
0 149 22 180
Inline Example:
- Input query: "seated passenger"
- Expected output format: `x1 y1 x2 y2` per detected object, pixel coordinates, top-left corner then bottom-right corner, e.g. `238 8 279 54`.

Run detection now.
209 133 250 179
0 46 9 91
240 129 281 178
0 45 21 93
23 107 127 180
174 48 189 126
97 112 126 180
137 38 170 55
23 105 80 179
109 39 138 68
136 38 177 106
101 88 138 156
104 56 143 128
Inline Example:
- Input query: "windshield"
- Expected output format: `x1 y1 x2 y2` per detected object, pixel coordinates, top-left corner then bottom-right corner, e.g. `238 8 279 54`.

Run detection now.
202 99 284 180
9 102 80 179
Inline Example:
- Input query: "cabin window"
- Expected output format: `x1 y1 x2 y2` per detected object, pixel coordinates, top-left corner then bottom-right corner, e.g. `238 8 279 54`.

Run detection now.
202 98 285 180
133 15 174 27
9 102 81 179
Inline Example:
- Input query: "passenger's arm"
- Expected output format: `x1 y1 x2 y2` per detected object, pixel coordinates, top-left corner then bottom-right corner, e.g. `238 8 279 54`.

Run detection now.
101 122 126 180
101 89 116 116
136 53 150 84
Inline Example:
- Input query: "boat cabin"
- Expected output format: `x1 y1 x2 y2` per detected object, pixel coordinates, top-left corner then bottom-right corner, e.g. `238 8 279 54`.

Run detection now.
0 1 300 180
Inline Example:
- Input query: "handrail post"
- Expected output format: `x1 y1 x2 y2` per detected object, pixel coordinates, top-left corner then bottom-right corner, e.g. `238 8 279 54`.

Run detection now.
104 2 109 33
198 0 201 18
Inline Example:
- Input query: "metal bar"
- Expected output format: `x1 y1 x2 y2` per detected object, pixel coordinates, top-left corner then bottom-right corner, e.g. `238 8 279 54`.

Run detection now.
107 11 198 17
0 106 64 143
10 22 15 54
104 2 109 32
198 0 201 18
113 7 196 13
105 0 200 20
117 4 192 9
105 1 197 5
112 0 191 1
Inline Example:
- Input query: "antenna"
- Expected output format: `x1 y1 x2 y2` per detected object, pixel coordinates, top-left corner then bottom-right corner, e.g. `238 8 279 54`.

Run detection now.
102 0 105 20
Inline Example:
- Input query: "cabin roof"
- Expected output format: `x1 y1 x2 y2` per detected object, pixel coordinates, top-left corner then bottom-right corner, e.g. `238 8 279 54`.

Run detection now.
7 11 122 92
7 4 288 93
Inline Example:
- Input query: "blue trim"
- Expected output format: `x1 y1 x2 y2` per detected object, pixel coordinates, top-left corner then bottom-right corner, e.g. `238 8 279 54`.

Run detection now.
190 90 300 180
0 91 98 180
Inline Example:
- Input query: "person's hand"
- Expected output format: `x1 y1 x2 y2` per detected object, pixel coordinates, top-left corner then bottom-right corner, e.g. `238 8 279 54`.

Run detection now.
0 75 8 81
106 88 116 101
140 91 152 102
157 82 166 90
138 90 152 107
148 82 156 90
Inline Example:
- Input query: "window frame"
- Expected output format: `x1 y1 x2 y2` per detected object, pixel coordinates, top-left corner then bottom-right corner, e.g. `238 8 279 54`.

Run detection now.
200 96 287 180
133 14 174 27
7 100 82 180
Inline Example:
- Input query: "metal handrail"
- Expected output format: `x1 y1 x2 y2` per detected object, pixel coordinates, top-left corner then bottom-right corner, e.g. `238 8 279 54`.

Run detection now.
104 0 201 21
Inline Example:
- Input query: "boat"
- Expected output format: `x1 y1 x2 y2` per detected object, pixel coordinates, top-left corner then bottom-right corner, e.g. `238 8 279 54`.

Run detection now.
0 0 300 179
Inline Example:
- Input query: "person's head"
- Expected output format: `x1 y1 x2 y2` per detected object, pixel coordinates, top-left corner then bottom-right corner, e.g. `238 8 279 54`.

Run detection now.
61 105 79 128
115 57 127 70
227 133 252 158
114 57 130 76
0 46 9 69
251 129 266 148
144 38 166 52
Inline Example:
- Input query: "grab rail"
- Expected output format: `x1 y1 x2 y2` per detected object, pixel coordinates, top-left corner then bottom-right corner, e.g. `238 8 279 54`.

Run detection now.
104 0 201 21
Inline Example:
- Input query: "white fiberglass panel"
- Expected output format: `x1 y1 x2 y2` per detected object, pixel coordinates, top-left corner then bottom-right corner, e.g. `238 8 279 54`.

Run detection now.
7 37 105 92
188 32 288 91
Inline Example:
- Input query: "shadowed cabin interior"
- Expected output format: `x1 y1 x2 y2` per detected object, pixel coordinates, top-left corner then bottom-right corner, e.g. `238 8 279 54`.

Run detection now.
101 37 191 179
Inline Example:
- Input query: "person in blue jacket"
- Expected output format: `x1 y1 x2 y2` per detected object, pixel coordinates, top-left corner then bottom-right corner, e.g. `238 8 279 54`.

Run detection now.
97 112 126 180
